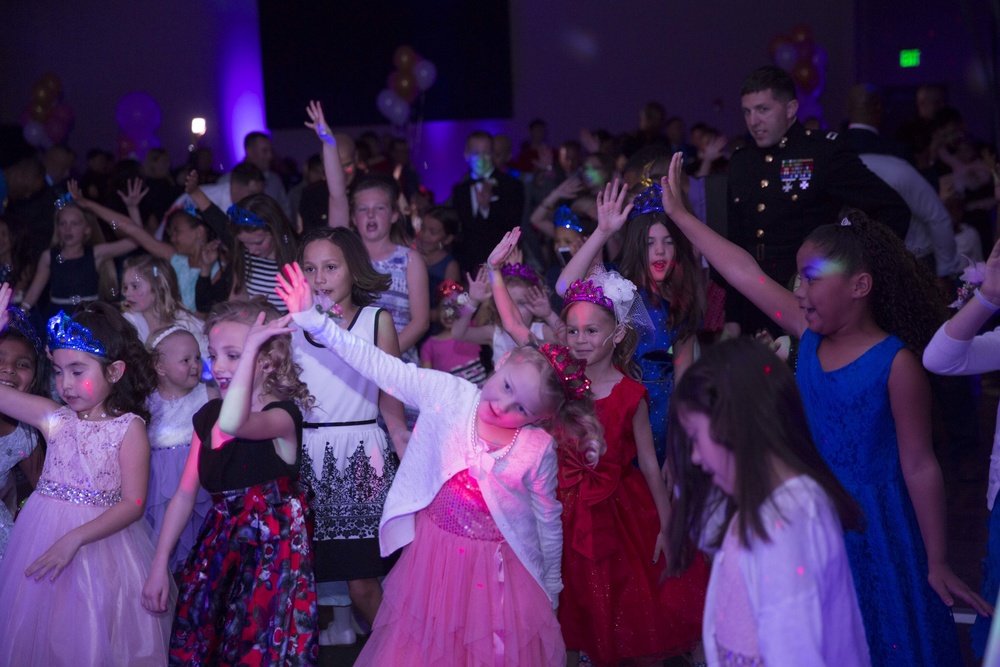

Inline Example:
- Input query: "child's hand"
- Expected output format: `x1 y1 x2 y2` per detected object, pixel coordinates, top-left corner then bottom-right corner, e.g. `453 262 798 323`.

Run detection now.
0 282 11 330
553 176 584 201
67 179 87 207
244 312 294 351
652 529 670 565
525 285 552 319
117 177 148 209
659 153 687 220
183 169 201 195
275 262 315 314
141 566 173 613
595 179 633 235
467 268 492 303
24 532 80 581
487 228 522 271
199 240 221 269
304 100 335 145
928 561 994 616
980 239 1000 304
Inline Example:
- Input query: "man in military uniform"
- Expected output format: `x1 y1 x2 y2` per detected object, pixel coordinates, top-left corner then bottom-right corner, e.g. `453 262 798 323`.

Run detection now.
727 67 910 310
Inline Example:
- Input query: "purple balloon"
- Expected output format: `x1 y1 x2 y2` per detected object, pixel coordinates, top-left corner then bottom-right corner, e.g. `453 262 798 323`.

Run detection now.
796 95 824 125
377 89 410 125
23 120 50 148
811 45 829 71
774 43 798 71
116 91 162 139
134 135 162 160
413 60 437 91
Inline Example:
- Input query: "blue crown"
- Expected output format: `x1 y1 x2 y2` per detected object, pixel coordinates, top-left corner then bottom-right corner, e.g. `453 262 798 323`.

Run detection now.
54 192 74 210
627 183 665 221
553 205 583 233
227 204 266 228
4 306 43 355
47 311 107 358
182 200 202 220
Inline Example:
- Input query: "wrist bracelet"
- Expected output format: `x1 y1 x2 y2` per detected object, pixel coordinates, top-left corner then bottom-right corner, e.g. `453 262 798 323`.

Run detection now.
974 288 1000 312
317 127 336 147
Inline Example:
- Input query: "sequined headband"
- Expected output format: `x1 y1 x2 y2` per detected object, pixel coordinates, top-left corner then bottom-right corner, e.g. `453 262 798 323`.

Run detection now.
47 311 107 358
227 204 266 228
2 306 43 355
538 343 590 401
553 205 583 233
562 279 614 313
54 192 74 210
627 182 664 221
500 263 540 287
182 201 202 220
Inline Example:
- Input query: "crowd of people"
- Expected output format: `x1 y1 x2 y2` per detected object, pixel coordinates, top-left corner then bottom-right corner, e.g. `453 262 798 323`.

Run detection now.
0 63 997 666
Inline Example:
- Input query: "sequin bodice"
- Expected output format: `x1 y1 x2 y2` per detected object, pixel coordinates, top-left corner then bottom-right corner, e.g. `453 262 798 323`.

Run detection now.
426 469 503 542
715 521 764 667
36 408 139 506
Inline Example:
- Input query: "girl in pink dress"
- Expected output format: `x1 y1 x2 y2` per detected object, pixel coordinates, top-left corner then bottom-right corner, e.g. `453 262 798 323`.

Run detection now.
419 280 488 386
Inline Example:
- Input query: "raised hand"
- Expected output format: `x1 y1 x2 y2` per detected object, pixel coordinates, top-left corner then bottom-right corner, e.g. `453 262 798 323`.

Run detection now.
183 169 200 195
580 128 600 154
117 177 149 209
659 153 687 219
525 285 553 319
244 311 294 352
305 100 335 146
66 179 86 206
467 267 492 303
487 228 522 271
275 262 314 314
595 179 633 235
553 176 584 201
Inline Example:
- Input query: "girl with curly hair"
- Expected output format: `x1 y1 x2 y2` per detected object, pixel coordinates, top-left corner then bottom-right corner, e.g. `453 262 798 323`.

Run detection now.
659 152 991 667
142 298 318 665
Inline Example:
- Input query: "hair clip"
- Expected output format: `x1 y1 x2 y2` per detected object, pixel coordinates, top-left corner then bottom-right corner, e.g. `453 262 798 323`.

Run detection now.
47 311 107 358
182 201 202 220
54 193 74 210
152 265 158 278
627 183 665 220
500 263 540 287
840 218 852 227
227 204 266 228
553 205 584 233
3 305 43 355
538 343 590 401
148 325 185 350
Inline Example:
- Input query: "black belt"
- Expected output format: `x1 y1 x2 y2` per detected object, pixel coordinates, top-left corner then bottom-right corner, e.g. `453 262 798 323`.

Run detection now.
303 418 378 429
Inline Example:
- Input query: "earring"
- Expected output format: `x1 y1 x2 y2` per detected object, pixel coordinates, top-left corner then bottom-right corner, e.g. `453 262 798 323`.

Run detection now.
438 241 444 250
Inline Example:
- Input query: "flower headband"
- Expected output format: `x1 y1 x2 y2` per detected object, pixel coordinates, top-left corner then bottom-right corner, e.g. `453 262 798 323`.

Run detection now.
500 262 540 287
2 305 43 355
538 343 590 401
47 310 107 358
227 204 266 228
553 205 584 233
562 267 653 331
627 182 665 221
438 280 469 320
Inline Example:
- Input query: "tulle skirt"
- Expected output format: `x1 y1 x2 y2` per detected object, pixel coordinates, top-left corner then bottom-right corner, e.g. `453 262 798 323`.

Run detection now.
0 493 174 666
145 445 212 572
355 511 566 666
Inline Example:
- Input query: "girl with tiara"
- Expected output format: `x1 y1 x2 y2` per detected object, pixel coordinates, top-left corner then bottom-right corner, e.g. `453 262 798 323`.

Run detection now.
228 194 298 312
144 325 216 573
0 297 172 665
489 228 709 666
558 179 705 467
142 300 317 665
277 261 604 666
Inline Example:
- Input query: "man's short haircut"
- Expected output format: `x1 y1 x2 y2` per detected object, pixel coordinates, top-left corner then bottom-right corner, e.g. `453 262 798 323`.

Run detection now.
244 131 271 150
528 118 546 130
740 66 797 103
231 161 264 185
466 130 493 150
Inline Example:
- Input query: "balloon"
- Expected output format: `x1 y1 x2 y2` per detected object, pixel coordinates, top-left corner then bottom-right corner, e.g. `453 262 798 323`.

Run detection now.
50 101 74 126
389 100 410 126
389 71 418 103
773 43 798 71
44 117 69 144
413 60 437 91
29 102 51 122
377 88 410 125
811 45 829 71
791 61 820 94
32 82 56 108
116 91 162 139
393 45 419 72
767 35 789 58
116 134 137 161
38 72 62 98
796 95 824 125
796 41 816 62
23 120 49 148
789 23 814 45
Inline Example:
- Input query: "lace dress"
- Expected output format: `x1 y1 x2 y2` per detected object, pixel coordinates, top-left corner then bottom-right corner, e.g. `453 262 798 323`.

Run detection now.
0 409 173 666
796 330 962 666
0 421 38 562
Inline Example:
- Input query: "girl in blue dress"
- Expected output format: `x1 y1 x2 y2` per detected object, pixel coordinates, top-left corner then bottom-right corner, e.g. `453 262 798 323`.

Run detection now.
557 179 704 466
658 152 991 666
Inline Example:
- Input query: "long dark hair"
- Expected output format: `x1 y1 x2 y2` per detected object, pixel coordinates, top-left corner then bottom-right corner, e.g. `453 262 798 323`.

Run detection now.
230 193 298 296
297 227 391 307
665 337 862 573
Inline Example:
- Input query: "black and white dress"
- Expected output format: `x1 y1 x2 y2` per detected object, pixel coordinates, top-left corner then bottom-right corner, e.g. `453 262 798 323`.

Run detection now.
294 306 398 584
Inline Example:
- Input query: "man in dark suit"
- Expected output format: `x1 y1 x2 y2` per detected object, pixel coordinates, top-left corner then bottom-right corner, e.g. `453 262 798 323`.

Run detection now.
450 131 525 276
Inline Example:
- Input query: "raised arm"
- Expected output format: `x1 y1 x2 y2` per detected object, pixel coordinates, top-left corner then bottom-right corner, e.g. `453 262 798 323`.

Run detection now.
450 268 495 346
374 308 410 459
397 248 430 352
485 228 533 346
186 170 232 245
555 179 631 295
305 101 350 228
531 177 584 239
660 153 806 338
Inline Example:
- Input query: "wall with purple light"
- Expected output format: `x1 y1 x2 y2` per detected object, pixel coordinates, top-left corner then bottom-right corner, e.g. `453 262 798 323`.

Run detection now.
2 2 993 202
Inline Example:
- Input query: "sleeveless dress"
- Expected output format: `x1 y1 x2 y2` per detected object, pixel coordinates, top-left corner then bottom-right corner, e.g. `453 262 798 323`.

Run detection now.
0 422 40 562
635 289 680 467
170 399 318 666
356 469 566 666
557 376 708 665
372 245 417 364
243 250 286 312
294 306 398 583
48 245 100 316
0 409 173 666
796 329 962 666
426 252 455 305
144 384 213 572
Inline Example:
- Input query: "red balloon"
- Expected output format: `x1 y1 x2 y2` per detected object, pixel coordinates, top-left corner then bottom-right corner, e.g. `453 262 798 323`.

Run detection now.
789 23 814 45
393 45 419 73
792 61 820 94
29 102 50 122
44 117 69 144
389 71 418 103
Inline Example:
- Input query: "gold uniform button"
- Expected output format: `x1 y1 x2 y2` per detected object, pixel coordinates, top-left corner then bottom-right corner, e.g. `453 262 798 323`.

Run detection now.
805 130 812 136
734 197 740 203
764 155 773 163
761 179 769 188
756 229 765 238
757 203 766 212
791 194 798 201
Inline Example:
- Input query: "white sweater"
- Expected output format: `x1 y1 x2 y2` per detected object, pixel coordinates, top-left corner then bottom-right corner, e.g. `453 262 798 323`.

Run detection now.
292 307 564 605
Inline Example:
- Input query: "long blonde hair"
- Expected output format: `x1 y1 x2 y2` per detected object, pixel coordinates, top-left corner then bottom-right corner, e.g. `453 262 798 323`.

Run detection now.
122 254 188 324
52 204 118 301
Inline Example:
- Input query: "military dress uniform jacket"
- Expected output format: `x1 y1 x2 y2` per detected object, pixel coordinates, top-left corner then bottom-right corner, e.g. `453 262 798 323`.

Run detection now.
726 121 910 287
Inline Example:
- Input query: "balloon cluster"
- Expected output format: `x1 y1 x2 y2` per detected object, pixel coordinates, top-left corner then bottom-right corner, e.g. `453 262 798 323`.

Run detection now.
115 92 163 160
20 73 75 148
768 24 829 122
376 45 438 126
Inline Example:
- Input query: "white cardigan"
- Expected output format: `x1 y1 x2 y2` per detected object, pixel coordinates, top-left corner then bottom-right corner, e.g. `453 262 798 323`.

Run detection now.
703 476 870 667
292 307 564 605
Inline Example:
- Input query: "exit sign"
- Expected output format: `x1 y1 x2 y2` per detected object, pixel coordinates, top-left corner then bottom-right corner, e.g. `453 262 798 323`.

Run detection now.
900 49 921 68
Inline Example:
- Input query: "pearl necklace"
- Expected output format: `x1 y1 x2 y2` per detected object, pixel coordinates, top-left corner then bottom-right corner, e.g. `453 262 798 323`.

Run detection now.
469 396 520 477
81 411 107 421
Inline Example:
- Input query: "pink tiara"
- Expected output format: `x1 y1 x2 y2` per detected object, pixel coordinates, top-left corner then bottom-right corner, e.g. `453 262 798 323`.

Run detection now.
538 343 590 401
563 279 613 313
501 262 540 287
